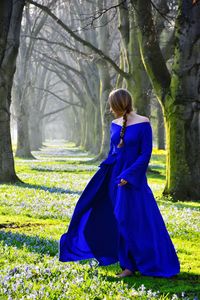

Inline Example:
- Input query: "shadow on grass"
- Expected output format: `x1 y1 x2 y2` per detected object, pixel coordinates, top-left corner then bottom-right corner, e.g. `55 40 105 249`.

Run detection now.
100 272 200 297
14 182 82 196
30 164 165 180
33 148 88 157
31 167 97 173
173 201 200 210
74 260 200 297
0 230 58 256
147 171 166 180
0 222 44 229
156 196 200 210
1 230 199 297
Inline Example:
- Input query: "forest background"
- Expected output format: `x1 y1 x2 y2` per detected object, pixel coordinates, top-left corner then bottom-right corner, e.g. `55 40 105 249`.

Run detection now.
0 0 199 299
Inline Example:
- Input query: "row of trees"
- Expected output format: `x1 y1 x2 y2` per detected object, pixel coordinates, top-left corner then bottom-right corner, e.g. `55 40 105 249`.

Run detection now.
11 0 166 157
0 0 199 200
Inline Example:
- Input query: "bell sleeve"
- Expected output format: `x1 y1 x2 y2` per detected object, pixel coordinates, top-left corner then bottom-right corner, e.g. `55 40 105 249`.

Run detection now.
107 138 114 157
98 125 116 168
116 122 153 189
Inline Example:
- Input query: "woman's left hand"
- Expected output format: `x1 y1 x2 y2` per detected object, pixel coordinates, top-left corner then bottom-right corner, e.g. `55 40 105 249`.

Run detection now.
118 178 128 186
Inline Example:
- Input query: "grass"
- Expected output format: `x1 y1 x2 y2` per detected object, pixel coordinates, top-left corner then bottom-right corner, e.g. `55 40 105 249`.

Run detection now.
0 142 199 300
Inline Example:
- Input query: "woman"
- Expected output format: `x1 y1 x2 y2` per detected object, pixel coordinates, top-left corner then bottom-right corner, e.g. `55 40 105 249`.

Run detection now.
59 88 180 278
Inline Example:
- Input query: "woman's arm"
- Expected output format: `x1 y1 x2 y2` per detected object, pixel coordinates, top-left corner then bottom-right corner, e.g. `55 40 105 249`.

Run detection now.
116 122 153 189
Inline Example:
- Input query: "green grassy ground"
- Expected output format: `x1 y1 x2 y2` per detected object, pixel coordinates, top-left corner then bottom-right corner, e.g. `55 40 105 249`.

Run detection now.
0 142 199 300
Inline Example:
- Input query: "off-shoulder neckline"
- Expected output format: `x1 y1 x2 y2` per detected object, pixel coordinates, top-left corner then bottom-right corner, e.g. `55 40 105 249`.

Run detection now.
111 121 150 128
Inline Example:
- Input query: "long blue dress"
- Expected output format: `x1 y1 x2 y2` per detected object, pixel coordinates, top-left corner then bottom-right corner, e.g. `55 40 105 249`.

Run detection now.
59 121 180 277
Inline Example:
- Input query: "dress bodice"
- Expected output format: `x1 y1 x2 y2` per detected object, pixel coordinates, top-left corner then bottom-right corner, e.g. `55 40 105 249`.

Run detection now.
110 122 148 156
99 121 153 189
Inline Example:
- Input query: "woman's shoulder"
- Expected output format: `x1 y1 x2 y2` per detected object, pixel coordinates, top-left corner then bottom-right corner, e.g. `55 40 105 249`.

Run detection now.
134 114 150 124
111 114 150 125
111 117 122 125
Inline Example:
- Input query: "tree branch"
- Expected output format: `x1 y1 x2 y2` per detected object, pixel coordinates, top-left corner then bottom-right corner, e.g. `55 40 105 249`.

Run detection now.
35 63 84 102
42 105 69 119
36 50 83 77
26 0 129 79
150 0 174 25
32 86 83 107
72 0 125 32
22 35 92 58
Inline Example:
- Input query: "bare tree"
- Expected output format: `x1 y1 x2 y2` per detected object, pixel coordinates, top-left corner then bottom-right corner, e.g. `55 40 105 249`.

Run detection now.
13 4 49 158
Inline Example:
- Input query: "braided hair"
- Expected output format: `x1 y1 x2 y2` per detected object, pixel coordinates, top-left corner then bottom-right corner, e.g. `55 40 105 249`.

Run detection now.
117 111 128 148
108 88 134 148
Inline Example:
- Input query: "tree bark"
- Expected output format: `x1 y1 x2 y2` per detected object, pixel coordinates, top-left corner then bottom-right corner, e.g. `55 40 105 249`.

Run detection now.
83 101 95 151
0 0 25 182
118 1 151 117
80 108 87 147
71 106 82 147
93 104 102 154
95 0 113 160
133 0 200 200
30 123 43 151
163 1 200 199
30 120 43 151
157 102 165 149
15 112 34 158
97 61 113 160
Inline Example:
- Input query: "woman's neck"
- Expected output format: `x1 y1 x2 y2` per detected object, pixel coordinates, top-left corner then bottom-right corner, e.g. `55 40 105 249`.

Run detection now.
126 111 136 118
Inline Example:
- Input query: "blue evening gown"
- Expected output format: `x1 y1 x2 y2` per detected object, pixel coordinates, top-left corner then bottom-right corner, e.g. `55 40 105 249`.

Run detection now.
59 121 180 277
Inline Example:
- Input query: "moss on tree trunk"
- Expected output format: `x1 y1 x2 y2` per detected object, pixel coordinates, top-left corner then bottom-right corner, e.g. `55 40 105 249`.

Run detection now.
163 106 191 199
132 0 200 200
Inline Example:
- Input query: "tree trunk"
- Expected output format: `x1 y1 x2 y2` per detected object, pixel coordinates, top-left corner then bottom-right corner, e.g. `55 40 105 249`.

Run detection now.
163 100 200 199
126 77 151 117
157 102 165 149
74 115 82 147
71 106 82 147
118 1 151 117
93 104 102 154
13 87 34 157
0 0 25 182
0 119 18 182
97 60 112 160
94 0 113 160
80 108 87 147
133 0 200 200
15 113 34 158
163 1 200 200
14 4 49 154
83 102 96 152
30 120 43 151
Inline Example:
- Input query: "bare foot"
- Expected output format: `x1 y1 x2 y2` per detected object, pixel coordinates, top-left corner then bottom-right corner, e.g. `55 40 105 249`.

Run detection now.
116 268 134 278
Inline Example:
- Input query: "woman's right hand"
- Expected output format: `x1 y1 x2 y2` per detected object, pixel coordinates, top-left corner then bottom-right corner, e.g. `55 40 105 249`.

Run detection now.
118 178 128 186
